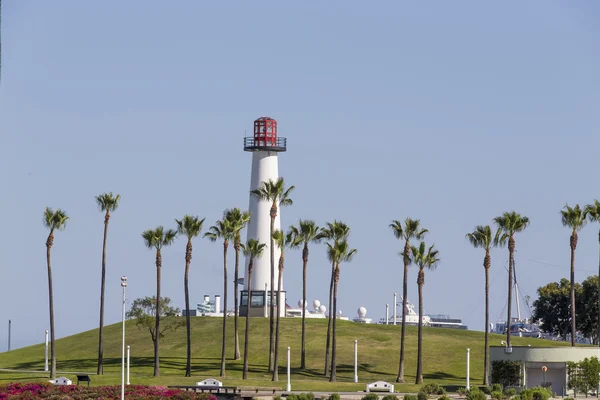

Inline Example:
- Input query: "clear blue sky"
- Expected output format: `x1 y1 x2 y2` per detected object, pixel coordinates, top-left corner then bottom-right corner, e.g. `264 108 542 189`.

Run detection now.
1 1 600 351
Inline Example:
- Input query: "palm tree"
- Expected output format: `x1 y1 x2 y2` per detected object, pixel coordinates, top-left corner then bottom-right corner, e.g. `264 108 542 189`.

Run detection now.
289 219 321 369
327 239 357 382
175 215 206 377
43 207 69 378
389 218 428 383
250 177 294 371
318 220 350 377
494 211 530 348
141 226 177 377
271 229 295 381
225 208 251 361
561 204 587 346
466 225 496 385
240 239 266 380
95 192 121 375
204 216 234 377
585 200 600 346
410 241 440 384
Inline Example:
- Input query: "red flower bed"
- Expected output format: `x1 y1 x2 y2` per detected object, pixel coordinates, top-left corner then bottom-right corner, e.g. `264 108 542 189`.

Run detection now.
0 382 219 400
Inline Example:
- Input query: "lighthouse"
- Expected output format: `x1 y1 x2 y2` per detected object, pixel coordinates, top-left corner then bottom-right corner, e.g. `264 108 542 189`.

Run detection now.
240 117 287 317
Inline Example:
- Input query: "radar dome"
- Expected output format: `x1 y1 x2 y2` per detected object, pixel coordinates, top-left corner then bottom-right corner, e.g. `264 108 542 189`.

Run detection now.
313 300 321 310
297 300 307 309
357 307 367 317
319 305 326 314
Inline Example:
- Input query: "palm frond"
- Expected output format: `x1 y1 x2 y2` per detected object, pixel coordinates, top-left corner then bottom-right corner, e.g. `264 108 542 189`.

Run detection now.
225 208 251 240
289 219 321 249
465 225 494 250
175 215 205 239
43 207 69 231
142 226 178 250
95 192 121 212
249 177 294 207
494 211 530 236
204 217 233 242
241 238 267 258
560 203 587 231
585 200 600 223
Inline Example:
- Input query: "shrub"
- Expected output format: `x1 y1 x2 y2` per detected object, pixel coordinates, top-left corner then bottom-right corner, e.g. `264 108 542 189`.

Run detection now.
457 388 468 396
480 386 491 395
466 388 487 400
299 393 315 400
519 387 551 400
491 390 503 400
438 396 452 400
503 388 516 398
382 395 399 400
287 395 299 400
0 383 218 399
421 383 446 395
329 394 341 400
362 394 380 400
274 396 283 400
490 384 503 393
417 391 428 400
492 361 521 388
404 395 418 400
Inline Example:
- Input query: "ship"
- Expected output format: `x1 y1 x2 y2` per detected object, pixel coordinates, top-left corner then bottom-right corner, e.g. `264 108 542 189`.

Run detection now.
378 296 467 329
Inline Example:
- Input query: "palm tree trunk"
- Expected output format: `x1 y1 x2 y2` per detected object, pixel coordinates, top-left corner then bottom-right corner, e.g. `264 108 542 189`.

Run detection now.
46 231 56 378
243 265 253 380
416 271 424 384
269 209 276 373
570 231 577 347
301 245 308 369
273 260 284 381
184 239 192 377
330 270 339 383
154 249 162 377
483 250 490 385
234 241 241 360
324 261 335 376
597 230 600 347
220 241 228 377
507 236 514 348
397 240 410 383
97 212 109 375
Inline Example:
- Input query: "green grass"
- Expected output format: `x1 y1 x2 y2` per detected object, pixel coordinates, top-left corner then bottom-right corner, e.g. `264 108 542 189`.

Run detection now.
0 317 570 392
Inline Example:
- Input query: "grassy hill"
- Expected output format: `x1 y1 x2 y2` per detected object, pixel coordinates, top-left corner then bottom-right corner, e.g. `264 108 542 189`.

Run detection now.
0 317 570 392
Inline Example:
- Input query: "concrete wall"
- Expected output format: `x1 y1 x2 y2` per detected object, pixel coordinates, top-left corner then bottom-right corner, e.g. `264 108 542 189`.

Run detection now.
490 346 600 363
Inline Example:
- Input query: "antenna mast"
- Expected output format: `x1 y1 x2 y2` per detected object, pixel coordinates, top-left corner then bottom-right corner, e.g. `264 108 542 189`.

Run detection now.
514 259 521 321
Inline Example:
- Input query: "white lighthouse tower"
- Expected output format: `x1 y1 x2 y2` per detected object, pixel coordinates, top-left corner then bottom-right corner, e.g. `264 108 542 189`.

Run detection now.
241 117 287 317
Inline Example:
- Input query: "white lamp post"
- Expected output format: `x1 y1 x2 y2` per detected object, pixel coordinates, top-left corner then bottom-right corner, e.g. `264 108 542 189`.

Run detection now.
393 293 397 326
121 276 127 400
354 339 358 383
286 346 291 392
385 304 389 325
466 348 470 390
127 345 130 385
44 330 49 372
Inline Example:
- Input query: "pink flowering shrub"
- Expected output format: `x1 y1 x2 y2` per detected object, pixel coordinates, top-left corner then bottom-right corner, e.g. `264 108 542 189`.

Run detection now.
0 382 219 400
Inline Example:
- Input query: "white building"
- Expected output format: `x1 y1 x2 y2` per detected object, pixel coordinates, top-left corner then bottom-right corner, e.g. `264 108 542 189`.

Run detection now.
490 345 600 396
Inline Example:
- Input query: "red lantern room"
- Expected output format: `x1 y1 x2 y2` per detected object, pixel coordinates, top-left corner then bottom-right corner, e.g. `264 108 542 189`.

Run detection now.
243 117 287 152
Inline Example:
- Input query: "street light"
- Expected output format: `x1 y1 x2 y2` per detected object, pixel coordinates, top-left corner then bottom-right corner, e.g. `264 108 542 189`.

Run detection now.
121 276 127 400
44 330 49 372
